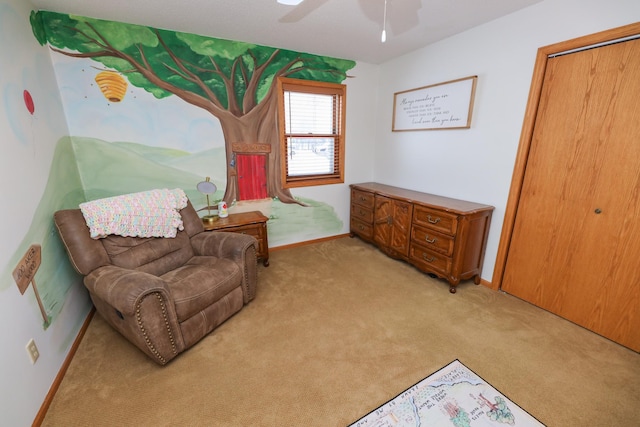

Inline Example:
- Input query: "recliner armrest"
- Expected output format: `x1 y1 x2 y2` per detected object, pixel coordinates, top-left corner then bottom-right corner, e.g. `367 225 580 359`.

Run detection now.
190 231 258 303
84 265 172 316
190 231 257 260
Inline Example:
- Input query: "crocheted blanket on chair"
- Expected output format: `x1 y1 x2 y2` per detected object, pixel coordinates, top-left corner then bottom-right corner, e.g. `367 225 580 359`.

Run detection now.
79 188 189 239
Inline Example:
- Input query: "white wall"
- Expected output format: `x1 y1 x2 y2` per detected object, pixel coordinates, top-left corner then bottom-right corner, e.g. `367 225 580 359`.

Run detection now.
289 61 379 243
374 0 640 282
0 1 92 426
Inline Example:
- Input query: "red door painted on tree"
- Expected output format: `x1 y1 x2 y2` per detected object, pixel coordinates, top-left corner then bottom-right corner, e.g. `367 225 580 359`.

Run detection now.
237 154 268 200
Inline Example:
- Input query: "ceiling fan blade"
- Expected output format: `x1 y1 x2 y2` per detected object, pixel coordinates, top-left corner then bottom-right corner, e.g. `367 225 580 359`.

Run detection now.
279 0 330 23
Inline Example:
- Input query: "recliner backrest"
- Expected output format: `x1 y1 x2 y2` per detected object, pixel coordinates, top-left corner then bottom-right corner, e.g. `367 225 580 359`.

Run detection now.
101 232 193 276
54 200 206 277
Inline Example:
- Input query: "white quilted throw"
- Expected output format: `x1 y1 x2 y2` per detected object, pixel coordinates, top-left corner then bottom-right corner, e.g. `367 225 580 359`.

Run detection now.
79 188 188 239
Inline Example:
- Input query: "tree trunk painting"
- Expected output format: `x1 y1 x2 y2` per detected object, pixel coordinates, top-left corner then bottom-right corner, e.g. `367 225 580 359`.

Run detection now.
30 11 355 205
217 88 293 203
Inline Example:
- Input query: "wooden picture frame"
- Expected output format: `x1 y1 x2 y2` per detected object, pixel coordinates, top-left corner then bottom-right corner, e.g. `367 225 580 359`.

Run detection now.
392 76 477 131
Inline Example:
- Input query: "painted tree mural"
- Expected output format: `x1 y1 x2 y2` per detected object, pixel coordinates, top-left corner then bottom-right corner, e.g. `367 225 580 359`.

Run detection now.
30 11 355 204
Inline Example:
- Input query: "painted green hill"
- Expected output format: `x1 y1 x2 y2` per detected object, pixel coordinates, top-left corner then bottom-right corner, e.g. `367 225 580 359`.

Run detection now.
111 141 191 163
71 137 224 207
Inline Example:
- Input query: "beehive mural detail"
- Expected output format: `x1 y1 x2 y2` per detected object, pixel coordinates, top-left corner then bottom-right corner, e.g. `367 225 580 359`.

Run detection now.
95 71 127 102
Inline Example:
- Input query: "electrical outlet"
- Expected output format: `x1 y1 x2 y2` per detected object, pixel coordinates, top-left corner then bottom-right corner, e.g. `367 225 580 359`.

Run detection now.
26 339 40 364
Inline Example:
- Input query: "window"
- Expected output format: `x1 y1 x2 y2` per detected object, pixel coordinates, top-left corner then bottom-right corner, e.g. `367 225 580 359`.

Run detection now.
277 77 346 188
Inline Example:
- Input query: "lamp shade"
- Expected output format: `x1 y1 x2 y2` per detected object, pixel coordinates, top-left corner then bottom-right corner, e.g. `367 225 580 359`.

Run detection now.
196 178 217 194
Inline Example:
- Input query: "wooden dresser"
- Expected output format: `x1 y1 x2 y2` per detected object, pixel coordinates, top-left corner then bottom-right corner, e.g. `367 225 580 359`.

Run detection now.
203 211 270 266
350 182 493 293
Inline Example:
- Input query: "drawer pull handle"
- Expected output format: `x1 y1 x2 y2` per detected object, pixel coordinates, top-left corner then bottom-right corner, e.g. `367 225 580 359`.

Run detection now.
422 253 435 262
427 215 441 224
359 210 366 216
425 236 436 244
359 196 367 201
359 225 365 230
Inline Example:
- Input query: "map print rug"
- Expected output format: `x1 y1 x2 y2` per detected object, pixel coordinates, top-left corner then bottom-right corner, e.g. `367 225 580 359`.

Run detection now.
349 359 545 427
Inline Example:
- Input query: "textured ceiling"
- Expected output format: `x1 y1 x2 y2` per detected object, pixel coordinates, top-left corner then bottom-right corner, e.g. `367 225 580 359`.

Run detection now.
29 0 543 64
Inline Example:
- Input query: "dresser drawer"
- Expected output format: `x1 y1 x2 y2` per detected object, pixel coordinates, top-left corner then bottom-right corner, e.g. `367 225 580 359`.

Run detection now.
225 224 264 252
203 211 270 266
411 225 455 256
350 203 374 224
351 189 375 210
409 243 452 277
413 205 458 236
350 218 373 240
227 223 261 238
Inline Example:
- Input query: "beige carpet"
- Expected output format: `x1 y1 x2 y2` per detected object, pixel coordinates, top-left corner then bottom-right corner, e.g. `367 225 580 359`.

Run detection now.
42 237 640 426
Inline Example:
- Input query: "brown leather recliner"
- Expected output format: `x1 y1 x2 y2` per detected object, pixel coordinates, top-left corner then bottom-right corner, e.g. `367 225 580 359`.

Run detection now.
54 201 258 365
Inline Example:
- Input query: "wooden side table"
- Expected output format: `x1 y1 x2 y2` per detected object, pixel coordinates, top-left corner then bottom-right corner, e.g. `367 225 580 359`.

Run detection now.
202 211 270 266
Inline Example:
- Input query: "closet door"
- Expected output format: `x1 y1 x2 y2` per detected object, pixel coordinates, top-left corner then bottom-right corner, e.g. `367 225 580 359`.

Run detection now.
502 38 640 351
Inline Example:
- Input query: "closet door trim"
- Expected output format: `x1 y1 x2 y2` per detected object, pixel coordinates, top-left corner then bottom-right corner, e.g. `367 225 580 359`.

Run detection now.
491 22 640 290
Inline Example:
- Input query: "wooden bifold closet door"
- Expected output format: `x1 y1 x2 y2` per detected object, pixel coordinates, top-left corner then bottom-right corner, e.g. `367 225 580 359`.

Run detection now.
502 36 640 352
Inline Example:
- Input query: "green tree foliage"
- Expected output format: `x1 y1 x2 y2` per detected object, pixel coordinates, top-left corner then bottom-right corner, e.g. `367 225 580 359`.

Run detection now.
30 11 354 114
30 11 356 204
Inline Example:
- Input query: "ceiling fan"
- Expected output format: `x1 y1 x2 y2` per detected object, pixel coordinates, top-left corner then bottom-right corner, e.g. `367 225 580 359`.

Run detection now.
277 0 328 23
276 0 421 41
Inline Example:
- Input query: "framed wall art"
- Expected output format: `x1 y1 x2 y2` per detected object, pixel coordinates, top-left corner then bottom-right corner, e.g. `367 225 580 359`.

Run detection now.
392 76 477 131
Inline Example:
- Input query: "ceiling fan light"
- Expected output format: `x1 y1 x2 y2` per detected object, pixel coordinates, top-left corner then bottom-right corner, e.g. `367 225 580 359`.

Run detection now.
277 0 304 5
381 0 388 43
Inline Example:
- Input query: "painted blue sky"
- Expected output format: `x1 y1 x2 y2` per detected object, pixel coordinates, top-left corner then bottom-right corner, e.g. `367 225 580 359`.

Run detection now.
1 4 68 148
53 56 225 153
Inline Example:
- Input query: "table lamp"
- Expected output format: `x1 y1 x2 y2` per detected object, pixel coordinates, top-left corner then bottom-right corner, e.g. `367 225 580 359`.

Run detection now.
196 177 218 223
